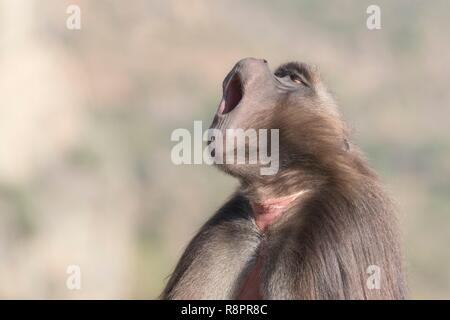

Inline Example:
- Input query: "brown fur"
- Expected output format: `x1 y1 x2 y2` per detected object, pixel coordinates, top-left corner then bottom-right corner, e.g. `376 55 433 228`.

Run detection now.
162 59 407 299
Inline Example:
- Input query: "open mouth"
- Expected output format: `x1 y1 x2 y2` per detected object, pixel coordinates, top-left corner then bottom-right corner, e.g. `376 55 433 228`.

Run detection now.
220 72 243 114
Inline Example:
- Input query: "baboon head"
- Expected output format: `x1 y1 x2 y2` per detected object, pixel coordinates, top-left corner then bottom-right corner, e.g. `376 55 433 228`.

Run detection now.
209 58 349 182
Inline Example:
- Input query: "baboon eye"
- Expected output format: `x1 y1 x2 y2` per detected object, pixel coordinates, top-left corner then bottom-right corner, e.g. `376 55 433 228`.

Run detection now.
290 74 309 87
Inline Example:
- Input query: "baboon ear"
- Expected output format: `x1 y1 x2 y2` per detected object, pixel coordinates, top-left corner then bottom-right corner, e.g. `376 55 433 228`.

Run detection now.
344 138 350 151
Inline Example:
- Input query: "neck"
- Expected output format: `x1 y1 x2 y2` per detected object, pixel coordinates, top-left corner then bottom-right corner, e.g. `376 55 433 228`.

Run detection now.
250 190 309 232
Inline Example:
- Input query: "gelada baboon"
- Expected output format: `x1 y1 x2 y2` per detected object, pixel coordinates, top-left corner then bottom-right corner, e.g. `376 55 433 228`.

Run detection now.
162 58 407 299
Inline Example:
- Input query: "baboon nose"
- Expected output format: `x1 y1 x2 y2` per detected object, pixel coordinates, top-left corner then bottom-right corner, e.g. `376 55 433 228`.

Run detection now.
233 58 271 84
237 57 270 73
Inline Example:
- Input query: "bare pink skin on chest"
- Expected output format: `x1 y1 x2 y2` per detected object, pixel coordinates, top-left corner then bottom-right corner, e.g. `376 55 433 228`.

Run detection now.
238 193 304 300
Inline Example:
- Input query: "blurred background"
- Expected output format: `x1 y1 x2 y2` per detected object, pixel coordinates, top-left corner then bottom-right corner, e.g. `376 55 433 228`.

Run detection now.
0 0 449 299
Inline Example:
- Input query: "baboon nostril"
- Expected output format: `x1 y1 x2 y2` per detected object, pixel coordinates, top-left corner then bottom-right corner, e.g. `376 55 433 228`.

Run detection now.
263 59 268 63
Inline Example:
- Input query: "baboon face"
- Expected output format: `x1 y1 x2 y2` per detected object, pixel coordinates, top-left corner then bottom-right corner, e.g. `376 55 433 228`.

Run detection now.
209 58 344 179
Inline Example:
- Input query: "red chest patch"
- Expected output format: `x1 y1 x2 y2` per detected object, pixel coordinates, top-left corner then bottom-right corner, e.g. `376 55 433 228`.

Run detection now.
237 251 264 299
238 191 307 299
